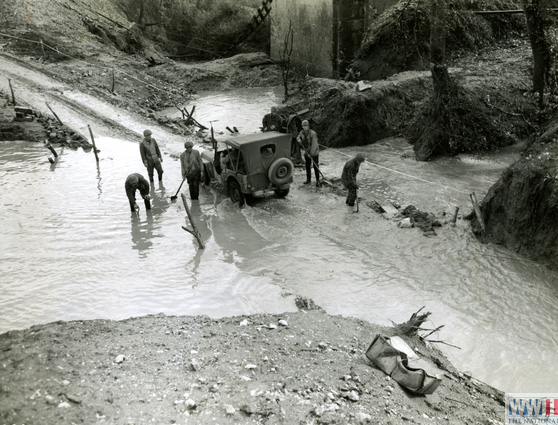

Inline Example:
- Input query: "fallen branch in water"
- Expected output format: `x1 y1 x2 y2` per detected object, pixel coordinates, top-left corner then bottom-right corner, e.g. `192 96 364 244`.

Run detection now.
421 324 445 339
181 193 204 249
424 339 461 350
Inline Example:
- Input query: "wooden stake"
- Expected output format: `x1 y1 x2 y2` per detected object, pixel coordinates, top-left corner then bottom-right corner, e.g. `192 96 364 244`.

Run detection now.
180 193 205 249
176 105 185 119
8 79 16 105
40 38 46 61
44 141 58 158
45 102 63 125
87 124 100 162
452 206 459 223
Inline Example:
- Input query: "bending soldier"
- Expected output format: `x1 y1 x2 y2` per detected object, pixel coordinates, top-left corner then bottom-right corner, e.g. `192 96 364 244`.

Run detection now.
341 153 366 207
125 173 151 212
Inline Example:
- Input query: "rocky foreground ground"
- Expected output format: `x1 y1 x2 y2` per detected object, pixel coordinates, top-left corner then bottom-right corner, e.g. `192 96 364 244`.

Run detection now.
0 307 504 425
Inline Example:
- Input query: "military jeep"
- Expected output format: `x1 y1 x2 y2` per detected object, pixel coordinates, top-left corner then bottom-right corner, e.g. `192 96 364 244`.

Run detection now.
201 131 294 206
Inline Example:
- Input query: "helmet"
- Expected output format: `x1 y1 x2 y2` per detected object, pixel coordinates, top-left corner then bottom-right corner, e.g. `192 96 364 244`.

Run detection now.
143 129 152 137
302 120 309 126
184 141 194 148
356 153 366 163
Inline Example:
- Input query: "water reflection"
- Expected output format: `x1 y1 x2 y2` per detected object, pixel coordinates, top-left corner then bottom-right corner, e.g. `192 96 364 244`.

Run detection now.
129 184 172 257
130 212 154 257
96 162 102 197
49 157 59 171
149 184 170 213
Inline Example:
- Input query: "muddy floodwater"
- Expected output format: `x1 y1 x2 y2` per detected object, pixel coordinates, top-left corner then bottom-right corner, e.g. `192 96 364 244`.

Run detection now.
1 87 558 395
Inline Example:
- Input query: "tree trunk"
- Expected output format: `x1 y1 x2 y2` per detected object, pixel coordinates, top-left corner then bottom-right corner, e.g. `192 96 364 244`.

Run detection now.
521 0 551 106
429 0 454 103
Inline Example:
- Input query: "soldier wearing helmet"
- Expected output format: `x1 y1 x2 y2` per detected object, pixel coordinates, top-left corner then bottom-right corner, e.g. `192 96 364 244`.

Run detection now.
139 129 164 186
296 119 321 187
180 140 204 200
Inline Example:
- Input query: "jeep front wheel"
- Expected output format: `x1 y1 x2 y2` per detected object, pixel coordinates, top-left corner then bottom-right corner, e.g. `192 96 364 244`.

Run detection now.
268 158 294 186
228 180 245 207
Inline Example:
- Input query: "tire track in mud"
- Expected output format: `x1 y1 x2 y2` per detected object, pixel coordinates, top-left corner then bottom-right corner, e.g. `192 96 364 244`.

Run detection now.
0 53 149 141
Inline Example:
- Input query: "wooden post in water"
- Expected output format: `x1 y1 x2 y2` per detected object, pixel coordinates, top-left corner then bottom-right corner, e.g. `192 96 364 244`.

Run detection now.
181 192 205 249
8 79 16 105
44 140 59 158
45 102 63 125
452 206 459 224
87 124 100 162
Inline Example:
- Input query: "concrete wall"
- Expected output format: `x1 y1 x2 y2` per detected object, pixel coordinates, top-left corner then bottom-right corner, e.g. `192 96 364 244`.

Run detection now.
270 0 399 78
270 0 334 78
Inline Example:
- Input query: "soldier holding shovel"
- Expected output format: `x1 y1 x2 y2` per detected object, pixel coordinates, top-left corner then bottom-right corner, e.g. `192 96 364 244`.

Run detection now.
297 119 321 187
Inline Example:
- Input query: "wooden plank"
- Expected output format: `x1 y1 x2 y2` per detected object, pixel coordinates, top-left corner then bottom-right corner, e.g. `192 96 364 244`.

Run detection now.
374 199 399 216
470 192 486 232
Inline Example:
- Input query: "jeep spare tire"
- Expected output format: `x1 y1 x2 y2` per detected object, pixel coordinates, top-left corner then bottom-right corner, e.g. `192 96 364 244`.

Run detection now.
268 158 294 186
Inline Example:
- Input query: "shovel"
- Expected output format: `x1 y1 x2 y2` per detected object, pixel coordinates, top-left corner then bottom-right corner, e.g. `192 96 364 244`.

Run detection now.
297 141 332 186
170 178 186 201
354 189 359 213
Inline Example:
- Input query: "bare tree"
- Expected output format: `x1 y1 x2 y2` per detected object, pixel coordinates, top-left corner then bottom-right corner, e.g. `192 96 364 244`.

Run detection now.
521 0 555 107
279 21 294 103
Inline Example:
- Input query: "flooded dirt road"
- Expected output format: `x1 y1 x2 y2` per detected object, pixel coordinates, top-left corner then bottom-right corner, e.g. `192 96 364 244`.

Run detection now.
1 55 557 394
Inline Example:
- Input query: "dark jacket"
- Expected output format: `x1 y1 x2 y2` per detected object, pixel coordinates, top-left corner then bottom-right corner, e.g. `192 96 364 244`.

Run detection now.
125 173 150 197
262 113 284 132
140 138 162 166
341 158 360 189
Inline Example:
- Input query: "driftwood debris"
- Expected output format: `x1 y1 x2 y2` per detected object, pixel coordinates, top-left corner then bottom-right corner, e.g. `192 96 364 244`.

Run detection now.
393 308 461 350
175 104 207 130
393 306 431 336
181 193 205 249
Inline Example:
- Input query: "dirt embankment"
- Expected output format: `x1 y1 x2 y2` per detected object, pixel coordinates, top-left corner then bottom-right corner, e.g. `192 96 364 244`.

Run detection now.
282 40 534 153
472 129 558 270
0 308 505 425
